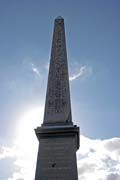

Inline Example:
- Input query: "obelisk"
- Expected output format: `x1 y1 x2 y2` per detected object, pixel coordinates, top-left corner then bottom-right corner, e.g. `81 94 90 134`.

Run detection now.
35 16 80 180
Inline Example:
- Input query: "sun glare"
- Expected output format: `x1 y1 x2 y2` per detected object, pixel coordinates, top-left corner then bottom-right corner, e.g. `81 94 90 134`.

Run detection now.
16 106 44 147
11 106 44 179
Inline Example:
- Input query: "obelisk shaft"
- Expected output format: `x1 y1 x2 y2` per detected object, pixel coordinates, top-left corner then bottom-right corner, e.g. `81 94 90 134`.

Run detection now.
43 17 72 125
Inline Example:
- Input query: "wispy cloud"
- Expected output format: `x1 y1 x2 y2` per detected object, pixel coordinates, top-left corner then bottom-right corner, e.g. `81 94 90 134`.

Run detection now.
69 65 92 81
31 63 41 78
44 61 92 82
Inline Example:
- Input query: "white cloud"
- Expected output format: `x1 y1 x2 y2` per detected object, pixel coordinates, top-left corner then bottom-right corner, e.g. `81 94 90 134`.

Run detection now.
69 65 92 81
77 135 120 180
0 146 15 159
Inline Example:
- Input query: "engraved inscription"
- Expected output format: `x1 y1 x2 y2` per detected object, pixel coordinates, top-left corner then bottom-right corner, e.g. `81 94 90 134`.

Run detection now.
44 18 72 123
36 137 77 180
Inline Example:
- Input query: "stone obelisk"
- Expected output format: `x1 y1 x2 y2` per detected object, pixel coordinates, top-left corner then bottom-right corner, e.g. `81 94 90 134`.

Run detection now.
35 16 80 180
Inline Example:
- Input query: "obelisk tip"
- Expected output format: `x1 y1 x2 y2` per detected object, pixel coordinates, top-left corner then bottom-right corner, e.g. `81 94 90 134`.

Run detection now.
55 16 64 20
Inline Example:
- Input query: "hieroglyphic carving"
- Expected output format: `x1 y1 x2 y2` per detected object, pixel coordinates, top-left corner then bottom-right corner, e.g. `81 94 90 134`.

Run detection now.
44 20 71 122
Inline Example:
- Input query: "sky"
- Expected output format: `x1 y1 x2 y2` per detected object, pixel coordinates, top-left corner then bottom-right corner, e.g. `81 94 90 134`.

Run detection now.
0 0 120 180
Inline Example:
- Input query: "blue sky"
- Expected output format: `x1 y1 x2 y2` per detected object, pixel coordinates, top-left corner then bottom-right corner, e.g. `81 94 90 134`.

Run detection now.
0 1 120 180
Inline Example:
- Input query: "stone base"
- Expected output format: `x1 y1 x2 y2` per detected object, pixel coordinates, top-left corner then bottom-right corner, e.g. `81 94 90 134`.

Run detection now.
34 125 80 180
